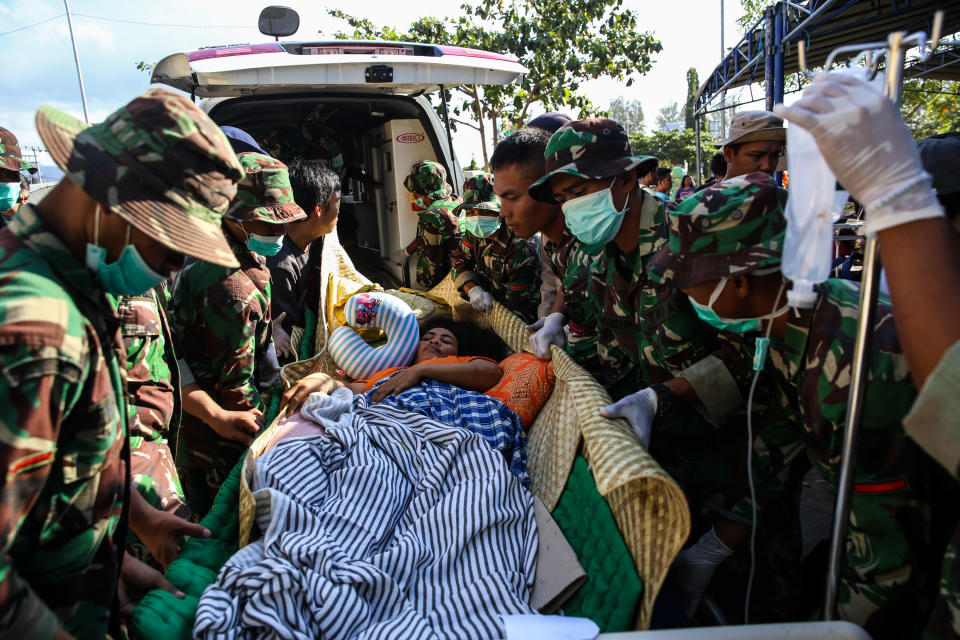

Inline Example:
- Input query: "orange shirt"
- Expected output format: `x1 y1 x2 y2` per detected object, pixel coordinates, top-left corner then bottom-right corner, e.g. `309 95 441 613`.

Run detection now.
360 355 497 392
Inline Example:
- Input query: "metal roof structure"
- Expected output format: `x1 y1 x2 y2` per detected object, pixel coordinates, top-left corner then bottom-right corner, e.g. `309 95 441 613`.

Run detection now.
695 0 959 115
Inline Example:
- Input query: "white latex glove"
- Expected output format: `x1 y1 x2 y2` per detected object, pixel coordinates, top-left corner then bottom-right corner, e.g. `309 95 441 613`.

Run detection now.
392 248 410 265
526 312 567 360
774 72 943 236
467 285 494 313
271 312 295 359
669 527 734 618
599 387 657 450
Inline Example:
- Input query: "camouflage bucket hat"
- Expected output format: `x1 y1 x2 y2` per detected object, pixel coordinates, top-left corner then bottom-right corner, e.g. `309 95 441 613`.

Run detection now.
35 87 245 268
453 173 500 214
226 152 307 224
647 173 788 289
528 118 657 203
404 160 453 201
0 127 37 174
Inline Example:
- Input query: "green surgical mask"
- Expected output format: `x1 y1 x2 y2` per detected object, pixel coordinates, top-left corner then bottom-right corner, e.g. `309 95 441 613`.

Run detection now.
0 182 19 210
238 222 285 256
460 212 501 238
687 278 788 334
85 206 166 295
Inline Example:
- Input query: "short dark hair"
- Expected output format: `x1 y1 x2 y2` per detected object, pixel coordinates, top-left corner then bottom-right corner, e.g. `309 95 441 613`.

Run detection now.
655 167 672 182
710 152 727 177
287 157 340 214
419 317 511 361
490 127 552 174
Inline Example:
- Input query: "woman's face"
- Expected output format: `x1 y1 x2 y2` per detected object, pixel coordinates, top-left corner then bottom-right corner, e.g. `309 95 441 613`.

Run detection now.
415 327 459 363
683 176 694 188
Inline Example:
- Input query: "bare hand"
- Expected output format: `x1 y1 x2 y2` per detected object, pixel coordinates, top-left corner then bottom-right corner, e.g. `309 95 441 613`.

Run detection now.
118 552 185 617
279 372 339 415
208 408 263 446
135 507 211 570
371 366 421 402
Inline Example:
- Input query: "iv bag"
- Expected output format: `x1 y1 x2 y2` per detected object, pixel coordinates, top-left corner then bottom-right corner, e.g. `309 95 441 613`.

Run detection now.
782 123 844 308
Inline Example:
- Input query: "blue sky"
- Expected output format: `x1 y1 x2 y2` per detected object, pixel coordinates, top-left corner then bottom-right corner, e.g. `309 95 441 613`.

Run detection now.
0 0 745 168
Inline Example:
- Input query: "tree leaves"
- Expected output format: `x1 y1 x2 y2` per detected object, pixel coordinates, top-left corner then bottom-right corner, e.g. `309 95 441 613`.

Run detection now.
325 0 661 163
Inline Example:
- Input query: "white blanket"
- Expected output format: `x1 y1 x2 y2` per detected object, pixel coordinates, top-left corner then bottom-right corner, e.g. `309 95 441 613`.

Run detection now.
194 392 537 640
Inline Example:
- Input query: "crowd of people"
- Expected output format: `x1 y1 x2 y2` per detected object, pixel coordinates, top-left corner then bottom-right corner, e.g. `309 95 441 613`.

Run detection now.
0 67 957 640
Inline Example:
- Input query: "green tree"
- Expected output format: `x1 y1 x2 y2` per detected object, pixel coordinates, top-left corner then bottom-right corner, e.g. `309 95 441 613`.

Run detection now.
608 96 645 134
630 128 720 182
684 67 700 130
328 0 662 167
654 101 682 131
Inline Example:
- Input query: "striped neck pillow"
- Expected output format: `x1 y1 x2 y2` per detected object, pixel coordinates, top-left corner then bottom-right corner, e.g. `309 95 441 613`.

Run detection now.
329 292 419 380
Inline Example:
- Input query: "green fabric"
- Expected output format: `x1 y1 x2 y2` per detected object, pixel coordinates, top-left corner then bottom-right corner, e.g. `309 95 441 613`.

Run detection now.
552 456 643 632
131 451 244 640
299 307 317 361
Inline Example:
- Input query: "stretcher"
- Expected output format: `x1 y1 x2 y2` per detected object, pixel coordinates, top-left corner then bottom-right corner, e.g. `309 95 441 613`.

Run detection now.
132 229 690 637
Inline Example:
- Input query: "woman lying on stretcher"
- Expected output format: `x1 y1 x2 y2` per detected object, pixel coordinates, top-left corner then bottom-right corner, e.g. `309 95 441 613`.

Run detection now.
279 317 510 414
275 316 529 484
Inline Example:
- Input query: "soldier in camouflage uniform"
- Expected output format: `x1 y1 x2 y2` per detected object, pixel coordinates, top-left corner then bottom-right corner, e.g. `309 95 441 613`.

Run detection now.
118 282 189 519
402 160 461 289
449 173 541 323
527 121 750 534
171 152 306 512
0 89 242 638
648 172 945 636
0 127 37 224
488 126 600 370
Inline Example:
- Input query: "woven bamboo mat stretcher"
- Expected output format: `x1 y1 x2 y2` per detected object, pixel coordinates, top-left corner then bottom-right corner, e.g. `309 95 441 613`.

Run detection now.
239 245 690 629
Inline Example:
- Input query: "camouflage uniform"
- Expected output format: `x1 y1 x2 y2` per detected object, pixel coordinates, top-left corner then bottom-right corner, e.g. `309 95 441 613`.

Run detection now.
171 152 305 510
0 205 128 640
404 161 461 288
450 174 541 323
528 121 752 536
649 174 946 636
0 90 243 639
118 283 188 519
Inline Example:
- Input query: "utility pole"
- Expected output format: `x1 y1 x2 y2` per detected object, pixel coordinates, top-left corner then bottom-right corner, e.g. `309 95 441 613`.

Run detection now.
720 0 726 139
63 0 90 124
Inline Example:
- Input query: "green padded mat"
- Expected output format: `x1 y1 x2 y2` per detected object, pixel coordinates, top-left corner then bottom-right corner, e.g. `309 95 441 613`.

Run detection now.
552 456 644 631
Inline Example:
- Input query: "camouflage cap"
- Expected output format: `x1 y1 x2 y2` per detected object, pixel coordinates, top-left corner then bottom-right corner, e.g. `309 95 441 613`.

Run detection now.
715 110 786 147
0 127 37 174
404 160 453 201
453 173 500 214
35 88 245 268
647 173 788 289
527 118 657 203
225 152 307 224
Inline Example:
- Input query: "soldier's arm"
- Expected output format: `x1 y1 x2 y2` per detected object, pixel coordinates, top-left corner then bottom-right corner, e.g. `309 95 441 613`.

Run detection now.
202 291 264 413
878 219 960 387
450 235 480 293
0 343 81 639
502 238 541 320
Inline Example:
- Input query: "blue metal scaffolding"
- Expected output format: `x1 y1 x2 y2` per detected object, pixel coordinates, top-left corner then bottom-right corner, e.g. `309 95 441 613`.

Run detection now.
692 0 958 178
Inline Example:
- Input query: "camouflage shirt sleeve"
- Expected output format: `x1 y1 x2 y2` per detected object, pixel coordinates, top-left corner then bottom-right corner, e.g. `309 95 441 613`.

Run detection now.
450 233 479 291
0 330 83 638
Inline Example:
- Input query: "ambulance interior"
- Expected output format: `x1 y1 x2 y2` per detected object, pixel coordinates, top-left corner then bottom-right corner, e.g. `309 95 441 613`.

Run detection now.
207 93 456 288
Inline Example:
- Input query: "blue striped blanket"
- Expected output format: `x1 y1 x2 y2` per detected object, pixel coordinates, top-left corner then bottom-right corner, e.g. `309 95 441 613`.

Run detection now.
195 394 537 640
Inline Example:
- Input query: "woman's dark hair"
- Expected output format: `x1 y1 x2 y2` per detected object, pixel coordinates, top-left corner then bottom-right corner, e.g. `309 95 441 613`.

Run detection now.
287 157 341 214
681 175 694 188
419 316 511 362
